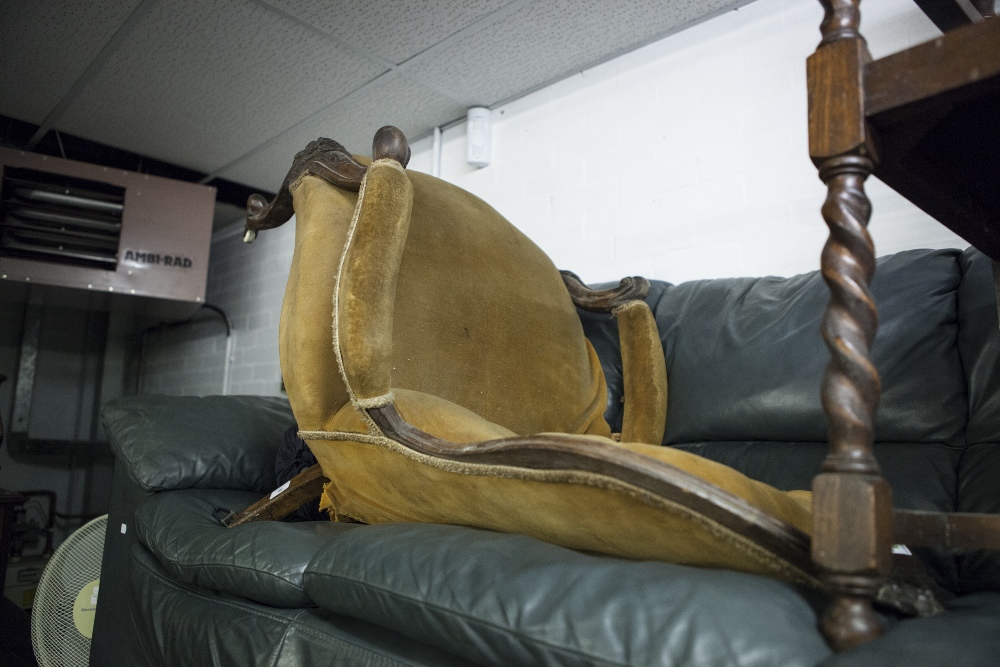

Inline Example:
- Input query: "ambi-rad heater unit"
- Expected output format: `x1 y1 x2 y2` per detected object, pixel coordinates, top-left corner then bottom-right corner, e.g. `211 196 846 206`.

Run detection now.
0 147 215 303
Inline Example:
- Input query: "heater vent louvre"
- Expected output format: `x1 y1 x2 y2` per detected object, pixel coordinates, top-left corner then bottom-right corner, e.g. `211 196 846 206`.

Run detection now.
0 167 124 271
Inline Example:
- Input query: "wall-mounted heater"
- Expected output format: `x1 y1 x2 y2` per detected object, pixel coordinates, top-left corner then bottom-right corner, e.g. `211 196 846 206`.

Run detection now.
0 147 215 303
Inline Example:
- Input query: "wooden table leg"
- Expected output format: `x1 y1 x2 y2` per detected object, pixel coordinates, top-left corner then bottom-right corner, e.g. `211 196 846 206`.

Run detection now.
808 0 894 651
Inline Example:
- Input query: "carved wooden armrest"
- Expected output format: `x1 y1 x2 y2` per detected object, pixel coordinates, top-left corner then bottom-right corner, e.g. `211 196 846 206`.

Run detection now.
561 270 666 445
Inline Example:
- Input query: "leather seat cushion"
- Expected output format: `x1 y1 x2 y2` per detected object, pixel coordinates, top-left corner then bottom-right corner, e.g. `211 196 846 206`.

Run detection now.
128 543 469 666
134 488 359 608
304 522 833 667
818 592 1000 667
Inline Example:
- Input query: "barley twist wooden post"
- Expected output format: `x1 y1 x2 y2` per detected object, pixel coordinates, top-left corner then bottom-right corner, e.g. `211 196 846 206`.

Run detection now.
808 0 893 652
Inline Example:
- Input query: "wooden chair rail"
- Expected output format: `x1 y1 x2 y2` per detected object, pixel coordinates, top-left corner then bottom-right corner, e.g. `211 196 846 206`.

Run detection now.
863 18 1000 117
893 509 1000 551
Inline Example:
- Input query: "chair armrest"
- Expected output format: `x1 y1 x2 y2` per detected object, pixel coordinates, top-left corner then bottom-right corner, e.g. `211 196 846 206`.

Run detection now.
614 300 668 445
101 395 294 493
561 271 667 444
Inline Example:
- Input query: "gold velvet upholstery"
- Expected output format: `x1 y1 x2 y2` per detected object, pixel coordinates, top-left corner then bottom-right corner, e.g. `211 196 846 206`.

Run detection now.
279 156 818 585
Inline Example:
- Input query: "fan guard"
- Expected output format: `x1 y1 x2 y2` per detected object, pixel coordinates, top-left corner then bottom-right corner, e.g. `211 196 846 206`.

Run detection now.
30 514 107 667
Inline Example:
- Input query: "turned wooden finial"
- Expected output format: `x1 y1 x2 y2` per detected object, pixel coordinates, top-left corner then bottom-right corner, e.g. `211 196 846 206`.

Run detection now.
819 0 864 45
373 126 410 167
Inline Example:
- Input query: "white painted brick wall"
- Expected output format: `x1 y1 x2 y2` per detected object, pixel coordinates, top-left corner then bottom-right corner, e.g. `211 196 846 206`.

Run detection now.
408 0 963 285
148 0 968 397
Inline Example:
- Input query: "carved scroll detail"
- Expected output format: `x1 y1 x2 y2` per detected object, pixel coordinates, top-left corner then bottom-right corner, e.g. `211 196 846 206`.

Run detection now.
819 0 863 46
243 138 366 243
560 271 651 313
243 126 411 244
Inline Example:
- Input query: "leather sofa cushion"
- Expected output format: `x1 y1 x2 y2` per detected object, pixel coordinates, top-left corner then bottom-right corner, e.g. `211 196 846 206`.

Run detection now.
102 395 294 493
304 523 833 667
128 543 468 666
134 488 359 608
957 444 1000 594
957 248 1000 444
585 250 967 446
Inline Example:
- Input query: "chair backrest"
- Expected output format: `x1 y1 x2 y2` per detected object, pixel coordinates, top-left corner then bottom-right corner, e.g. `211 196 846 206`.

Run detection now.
280 162 610 438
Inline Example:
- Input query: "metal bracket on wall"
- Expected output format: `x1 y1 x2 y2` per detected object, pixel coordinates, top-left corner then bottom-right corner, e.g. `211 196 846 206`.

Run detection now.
10 299 42 438
7 295 109 459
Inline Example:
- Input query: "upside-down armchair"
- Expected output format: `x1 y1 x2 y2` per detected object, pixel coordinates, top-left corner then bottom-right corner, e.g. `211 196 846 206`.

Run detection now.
239 126 855 590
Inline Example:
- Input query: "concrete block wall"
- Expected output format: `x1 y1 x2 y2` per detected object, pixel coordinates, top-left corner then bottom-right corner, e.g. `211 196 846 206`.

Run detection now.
139 317 228 395
143 0 967 398
139 220 294 397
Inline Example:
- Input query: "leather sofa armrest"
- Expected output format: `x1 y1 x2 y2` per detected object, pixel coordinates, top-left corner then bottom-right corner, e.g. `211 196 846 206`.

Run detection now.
101 395 294 493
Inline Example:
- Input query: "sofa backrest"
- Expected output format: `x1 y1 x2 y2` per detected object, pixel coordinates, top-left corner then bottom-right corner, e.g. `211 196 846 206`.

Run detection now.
584 248 970 446
581 247 1000 594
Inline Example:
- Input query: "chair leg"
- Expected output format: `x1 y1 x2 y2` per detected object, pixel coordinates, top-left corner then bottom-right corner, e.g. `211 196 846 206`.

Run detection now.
225 464 326 527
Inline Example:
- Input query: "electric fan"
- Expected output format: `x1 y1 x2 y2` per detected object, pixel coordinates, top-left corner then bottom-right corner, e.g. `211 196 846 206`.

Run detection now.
30 514 107 667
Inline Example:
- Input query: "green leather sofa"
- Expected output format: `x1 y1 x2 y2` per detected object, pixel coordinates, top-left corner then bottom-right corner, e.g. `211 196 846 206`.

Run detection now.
89 248 1000 666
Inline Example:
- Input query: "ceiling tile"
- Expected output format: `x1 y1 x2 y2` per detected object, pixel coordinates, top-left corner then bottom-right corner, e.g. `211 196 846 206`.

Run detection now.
216 73 465 190
409 0 744 106
0 0 142 123
263 0 513 65
57 0 386 173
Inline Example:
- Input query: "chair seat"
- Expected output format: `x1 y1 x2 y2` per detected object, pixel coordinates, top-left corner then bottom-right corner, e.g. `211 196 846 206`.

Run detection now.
308 388 815 583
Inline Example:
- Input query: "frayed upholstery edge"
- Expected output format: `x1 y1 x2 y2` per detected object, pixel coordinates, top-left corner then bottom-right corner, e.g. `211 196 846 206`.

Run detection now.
298 430 383 445
354 392 395 409
612 299 648 316
331 170 367 405
369 158 405 173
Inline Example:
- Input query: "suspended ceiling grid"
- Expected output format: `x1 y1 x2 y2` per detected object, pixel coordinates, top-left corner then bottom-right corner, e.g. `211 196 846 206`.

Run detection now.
1 0 751 194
